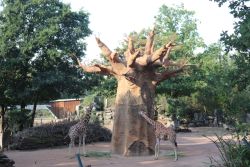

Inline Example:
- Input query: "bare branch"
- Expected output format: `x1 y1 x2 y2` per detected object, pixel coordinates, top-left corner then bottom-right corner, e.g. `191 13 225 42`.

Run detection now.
154 60 191 84
70 53 115 75
95 37 123 64
162 59 187 68
127 50 140 67
79 63 115 75
124 36 136 64
154 68 184 84
145 28 155 55
150 41 154 54
150 42 174 64
110 52 120 62
95 37 112 60
93 64 116 75
127 36 135 54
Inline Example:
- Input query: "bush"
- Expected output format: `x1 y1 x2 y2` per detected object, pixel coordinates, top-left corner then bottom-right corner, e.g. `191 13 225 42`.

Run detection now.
205 134 250 167
9 120 112 150
7 109 32 132
82 94 104 111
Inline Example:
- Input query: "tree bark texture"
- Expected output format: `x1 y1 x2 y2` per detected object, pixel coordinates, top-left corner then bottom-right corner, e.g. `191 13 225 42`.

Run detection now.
73 28 189 156
112 73 156 155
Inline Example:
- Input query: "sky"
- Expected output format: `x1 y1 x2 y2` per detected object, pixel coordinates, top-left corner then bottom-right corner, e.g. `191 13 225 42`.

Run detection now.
63 0 235 61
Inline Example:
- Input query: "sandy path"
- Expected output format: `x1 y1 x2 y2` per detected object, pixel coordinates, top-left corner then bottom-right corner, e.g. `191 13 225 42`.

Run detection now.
5 127 226 167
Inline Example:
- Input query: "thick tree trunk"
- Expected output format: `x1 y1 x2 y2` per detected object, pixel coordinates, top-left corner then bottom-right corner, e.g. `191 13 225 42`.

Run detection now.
74 28 190 156
112 75 156 156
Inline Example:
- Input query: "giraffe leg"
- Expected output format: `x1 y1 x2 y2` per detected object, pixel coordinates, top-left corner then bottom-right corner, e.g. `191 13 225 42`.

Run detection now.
174 142 178 161
78 135 82 154
81 135 87 156
154 143 157 160
157 139 160 159
69 139 75 155
154 138 160 160
73 141 76 154
68 140 72 155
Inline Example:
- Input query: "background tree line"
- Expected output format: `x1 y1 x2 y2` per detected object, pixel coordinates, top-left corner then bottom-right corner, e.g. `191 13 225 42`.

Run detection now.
0 0 249 147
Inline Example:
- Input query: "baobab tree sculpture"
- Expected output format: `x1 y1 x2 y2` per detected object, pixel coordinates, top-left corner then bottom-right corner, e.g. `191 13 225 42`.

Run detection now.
73 28 190 156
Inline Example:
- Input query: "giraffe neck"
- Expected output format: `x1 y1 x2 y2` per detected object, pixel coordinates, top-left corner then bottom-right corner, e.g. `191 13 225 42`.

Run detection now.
81 106 93 124
140 112 155 126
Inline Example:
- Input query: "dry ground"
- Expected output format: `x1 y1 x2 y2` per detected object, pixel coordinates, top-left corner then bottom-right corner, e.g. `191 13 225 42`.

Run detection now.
5 127 229 167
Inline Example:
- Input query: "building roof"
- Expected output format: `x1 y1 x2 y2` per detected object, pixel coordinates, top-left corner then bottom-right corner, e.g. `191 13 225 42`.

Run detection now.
50 98 84 102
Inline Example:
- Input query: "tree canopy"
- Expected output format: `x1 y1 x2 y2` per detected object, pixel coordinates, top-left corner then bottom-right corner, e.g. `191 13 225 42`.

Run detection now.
0 0 92 110
211 0 250 90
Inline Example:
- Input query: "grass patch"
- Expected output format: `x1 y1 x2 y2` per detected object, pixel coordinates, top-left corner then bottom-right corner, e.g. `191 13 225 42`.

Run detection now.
163 151 185 157
82 151 111 158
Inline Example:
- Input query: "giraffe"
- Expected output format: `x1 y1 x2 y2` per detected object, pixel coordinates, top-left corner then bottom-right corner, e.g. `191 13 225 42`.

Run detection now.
139 111 178 161
67 103 95 155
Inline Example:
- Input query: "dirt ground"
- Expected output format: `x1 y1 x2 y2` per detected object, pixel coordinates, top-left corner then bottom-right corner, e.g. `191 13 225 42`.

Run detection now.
5 127 229 167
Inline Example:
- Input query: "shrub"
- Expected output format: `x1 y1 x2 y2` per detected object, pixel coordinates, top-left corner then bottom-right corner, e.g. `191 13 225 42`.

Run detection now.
10 120 112 150
205 134 250 167
7 109 32 132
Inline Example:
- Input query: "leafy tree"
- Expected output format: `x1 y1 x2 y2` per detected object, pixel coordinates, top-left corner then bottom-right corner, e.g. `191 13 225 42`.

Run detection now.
7 109 32 132
211 0 250 90
154 4 204 55
0 0 91 138
195 44 233 113
226 85 250 123
153 4 205 97
211 0 250 124
116 5 204 98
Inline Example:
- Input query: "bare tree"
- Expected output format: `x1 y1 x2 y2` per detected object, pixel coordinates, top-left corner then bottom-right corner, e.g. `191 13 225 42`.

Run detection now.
73 28 190 156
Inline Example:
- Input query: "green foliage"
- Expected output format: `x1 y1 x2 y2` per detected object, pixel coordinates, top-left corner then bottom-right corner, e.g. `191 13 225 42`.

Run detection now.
191 43 236 120
211 0 250 90
0 0 92 108
7 109 32 132
169 97 200 121
35 109 54 118
117 4 205 100
154 4 205 58
226 86 250 123
89 76 117 98
235 123 250 137
155 95 168 114
153 4 205 98
82 94 104 111
82 94 96 106
206 134 250 167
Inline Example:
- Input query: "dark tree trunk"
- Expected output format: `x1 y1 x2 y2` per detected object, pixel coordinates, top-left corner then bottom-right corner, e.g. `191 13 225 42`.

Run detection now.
0 105 6 151
30 98 38 127
20 102 25 112
19 103 26 131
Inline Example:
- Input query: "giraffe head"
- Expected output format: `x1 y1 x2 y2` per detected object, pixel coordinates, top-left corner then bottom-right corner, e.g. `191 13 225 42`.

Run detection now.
79 103 96 122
